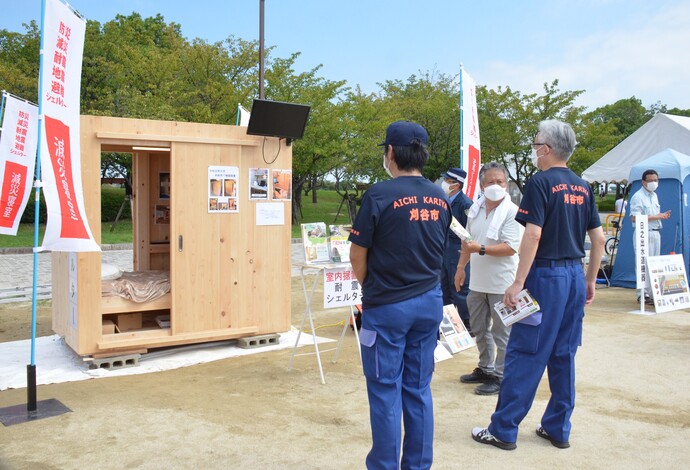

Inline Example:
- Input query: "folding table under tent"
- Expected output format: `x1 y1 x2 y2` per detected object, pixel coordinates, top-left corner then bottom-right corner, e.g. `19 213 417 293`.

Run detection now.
610 148 690 288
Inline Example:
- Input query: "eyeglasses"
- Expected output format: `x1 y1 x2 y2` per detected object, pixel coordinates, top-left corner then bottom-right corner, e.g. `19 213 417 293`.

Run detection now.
530 142 551 149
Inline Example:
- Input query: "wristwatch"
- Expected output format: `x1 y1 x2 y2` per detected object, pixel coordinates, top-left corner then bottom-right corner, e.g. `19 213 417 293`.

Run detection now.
479 245 486 256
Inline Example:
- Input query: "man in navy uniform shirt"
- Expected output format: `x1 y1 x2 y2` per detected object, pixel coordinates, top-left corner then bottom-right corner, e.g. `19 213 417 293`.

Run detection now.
349 120 451 469
440 167 474 332
471 119 605 451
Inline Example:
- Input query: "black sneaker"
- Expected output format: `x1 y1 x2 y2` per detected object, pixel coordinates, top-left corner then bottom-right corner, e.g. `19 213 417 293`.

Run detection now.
471 427 516 450
536 426 570 449
475 377 501 395
460 367 494 384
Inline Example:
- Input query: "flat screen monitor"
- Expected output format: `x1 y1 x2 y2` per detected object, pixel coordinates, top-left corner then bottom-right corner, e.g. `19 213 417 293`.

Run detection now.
246 99 311 143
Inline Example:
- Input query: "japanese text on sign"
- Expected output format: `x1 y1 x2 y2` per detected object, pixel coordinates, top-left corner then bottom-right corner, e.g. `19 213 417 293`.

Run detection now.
323 266 362 308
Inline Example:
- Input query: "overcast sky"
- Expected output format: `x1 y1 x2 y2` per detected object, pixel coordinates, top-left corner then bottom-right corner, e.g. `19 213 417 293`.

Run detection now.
3 0 690 111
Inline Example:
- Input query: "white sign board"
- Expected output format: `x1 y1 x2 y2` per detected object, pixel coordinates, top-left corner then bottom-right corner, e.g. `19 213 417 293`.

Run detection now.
647 254 690 313
323 265 361 308
635 214 649 289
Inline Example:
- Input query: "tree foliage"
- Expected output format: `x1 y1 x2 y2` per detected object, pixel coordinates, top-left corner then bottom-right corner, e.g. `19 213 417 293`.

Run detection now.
3 12 690 223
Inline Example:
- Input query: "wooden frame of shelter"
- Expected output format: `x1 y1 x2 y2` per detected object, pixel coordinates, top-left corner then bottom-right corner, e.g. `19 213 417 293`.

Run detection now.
52 115 292 357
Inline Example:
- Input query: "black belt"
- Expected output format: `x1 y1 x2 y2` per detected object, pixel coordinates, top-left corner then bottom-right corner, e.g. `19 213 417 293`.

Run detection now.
651 228 661 231
533 259 582 268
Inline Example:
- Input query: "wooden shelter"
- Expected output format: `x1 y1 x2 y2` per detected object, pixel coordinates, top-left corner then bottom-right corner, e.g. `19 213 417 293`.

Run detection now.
52 115 292 356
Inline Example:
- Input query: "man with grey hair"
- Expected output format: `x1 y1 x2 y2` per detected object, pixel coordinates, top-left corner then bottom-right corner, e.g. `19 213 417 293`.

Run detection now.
472 120 606 451
455 162 523 395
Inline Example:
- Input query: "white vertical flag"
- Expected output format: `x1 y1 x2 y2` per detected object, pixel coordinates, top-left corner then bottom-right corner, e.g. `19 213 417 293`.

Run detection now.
461 69 481 200
635 214 648 290
0 94 39 235
39 0 99 252
238 104 251 127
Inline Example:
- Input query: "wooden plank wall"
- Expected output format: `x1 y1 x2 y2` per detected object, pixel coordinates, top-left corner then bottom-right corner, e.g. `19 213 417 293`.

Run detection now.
52 115 292 355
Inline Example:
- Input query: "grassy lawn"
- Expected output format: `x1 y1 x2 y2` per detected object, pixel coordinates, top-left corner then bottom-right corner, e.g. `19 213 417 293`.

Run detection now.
291 190 353 238
0 189 620 248
0 221 133 248
0 190 352 247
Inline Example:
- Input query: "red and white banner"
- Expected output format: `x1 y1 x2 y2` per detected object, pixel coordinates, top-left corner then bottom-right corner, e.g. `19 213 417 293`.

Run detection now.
39 0 99 251
461 69 481 200
0 94 39 235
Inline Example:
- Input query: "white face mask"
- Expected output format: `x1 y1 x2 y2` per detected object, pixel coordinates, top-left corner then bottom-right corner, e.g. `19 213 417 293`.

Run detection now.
531 148 541 168
645 181 658 192
382 152 393 178
441 181 457 195
483 184 507 202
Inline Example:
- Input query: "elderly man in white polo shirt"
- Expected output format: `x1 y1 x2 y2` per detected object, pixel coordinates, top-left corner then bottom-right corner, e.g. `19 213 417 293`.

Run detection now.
454 162 523 395
629 169 671 304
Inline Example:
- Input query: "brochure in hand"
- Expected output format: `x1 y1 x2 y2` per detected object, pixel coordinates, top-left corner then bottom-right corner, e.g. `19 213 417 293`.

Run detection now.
450 216 473 241
493 289 540 326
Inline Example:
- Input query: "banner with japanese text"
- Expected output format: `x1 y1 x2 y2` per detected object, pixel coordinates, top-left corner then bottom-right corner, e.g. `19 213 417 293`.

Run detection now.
39 0 99 251
635 214 648 289
323 265 361 308
0 94 39 235
461 68 481 200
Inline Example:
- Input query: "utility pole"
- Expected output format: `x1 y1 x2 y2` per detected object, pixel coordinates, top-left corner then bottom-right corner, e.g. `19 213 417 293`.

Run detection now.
259 0 265 99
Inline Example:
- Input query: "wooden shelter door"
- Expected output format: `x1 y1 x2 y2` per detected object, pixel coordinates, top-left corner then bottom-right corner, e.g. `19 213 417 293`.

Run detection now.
170 142 224 334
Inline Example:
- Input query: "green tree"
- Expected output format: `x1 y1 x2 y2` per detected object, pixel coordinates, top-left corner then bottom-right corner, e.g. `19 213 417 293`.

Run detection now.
587 97 649 141
0 21 40 101
264 53 349 224
377 71 461 180
477 80 585 191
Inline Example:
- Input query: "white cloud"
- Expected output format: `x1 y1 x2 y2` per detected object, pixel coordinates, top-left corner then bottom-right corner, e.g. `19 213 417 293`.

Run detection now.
482 2 690 110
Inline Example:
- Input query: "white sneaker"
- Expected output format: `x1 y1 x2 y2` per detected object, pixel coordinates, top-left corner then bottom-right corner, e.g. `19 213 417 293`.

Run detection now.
471 427 516 450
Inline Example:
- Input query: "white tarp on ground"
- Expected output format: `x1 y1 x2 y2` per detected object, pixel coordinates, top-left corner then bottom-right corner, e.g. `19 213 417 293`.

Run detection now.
582 113 690 183
0 330 334 391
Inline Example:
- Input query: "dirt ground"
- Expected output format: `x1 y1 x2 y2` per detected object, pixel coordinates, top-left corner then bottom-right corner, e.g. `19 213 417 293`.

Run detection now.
1 281 689 469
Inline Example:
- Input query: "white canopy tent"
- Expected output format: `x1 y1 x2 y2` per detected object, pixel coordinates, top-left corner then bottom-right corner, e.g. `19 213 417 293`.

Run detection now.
582 113 690 183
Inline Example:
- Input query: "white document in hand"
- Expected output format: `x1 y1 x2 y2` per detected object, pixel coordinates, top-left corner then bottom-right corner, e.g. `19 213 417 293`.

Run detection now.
493 290 541 326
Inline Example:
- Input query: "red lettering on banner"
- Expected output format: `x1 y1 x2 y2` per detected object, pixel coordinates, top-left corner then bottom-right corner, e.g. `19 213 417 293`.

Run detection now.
45 18 73 108
10 110 31 157
0 162 28 228
465 145 480 199
44 116 89 239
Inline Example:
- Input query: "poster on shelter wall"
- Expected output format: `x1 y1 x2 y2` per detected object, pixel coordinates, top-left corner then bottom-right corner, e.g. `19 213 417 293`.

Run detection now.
249 168 269 200
159 172 170 199
647 254 690 313
272 169 292 201
208 166 238 213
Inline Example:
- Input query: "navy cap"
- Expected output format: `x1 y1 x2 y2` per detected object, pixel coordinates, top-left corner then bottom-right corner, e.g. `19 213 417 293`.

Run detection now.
441 167 466 183
379 121 428 147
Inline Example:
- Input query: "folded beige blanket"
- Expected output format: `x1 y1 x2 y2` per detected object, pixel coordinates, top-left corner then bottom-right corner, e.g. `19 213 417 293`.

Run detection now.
102 271 170 303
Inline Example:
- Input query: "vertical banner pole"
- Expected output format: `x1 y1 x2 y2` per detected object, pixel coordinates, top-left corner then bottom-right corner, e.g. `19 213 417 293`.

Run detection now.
458 64 464 168
27 0 50 413
0 90 6 124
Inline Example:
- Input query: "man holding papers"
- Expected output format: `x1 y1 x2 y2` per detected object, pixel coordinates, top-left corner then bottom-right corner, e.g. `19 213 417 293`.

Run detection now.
454 162 522 395
471 120 605 450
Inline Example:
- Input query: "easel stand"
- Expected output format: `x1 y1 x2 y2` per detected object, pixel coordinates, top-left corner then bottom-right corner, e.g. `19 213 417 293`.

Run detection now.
288 264 362 384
